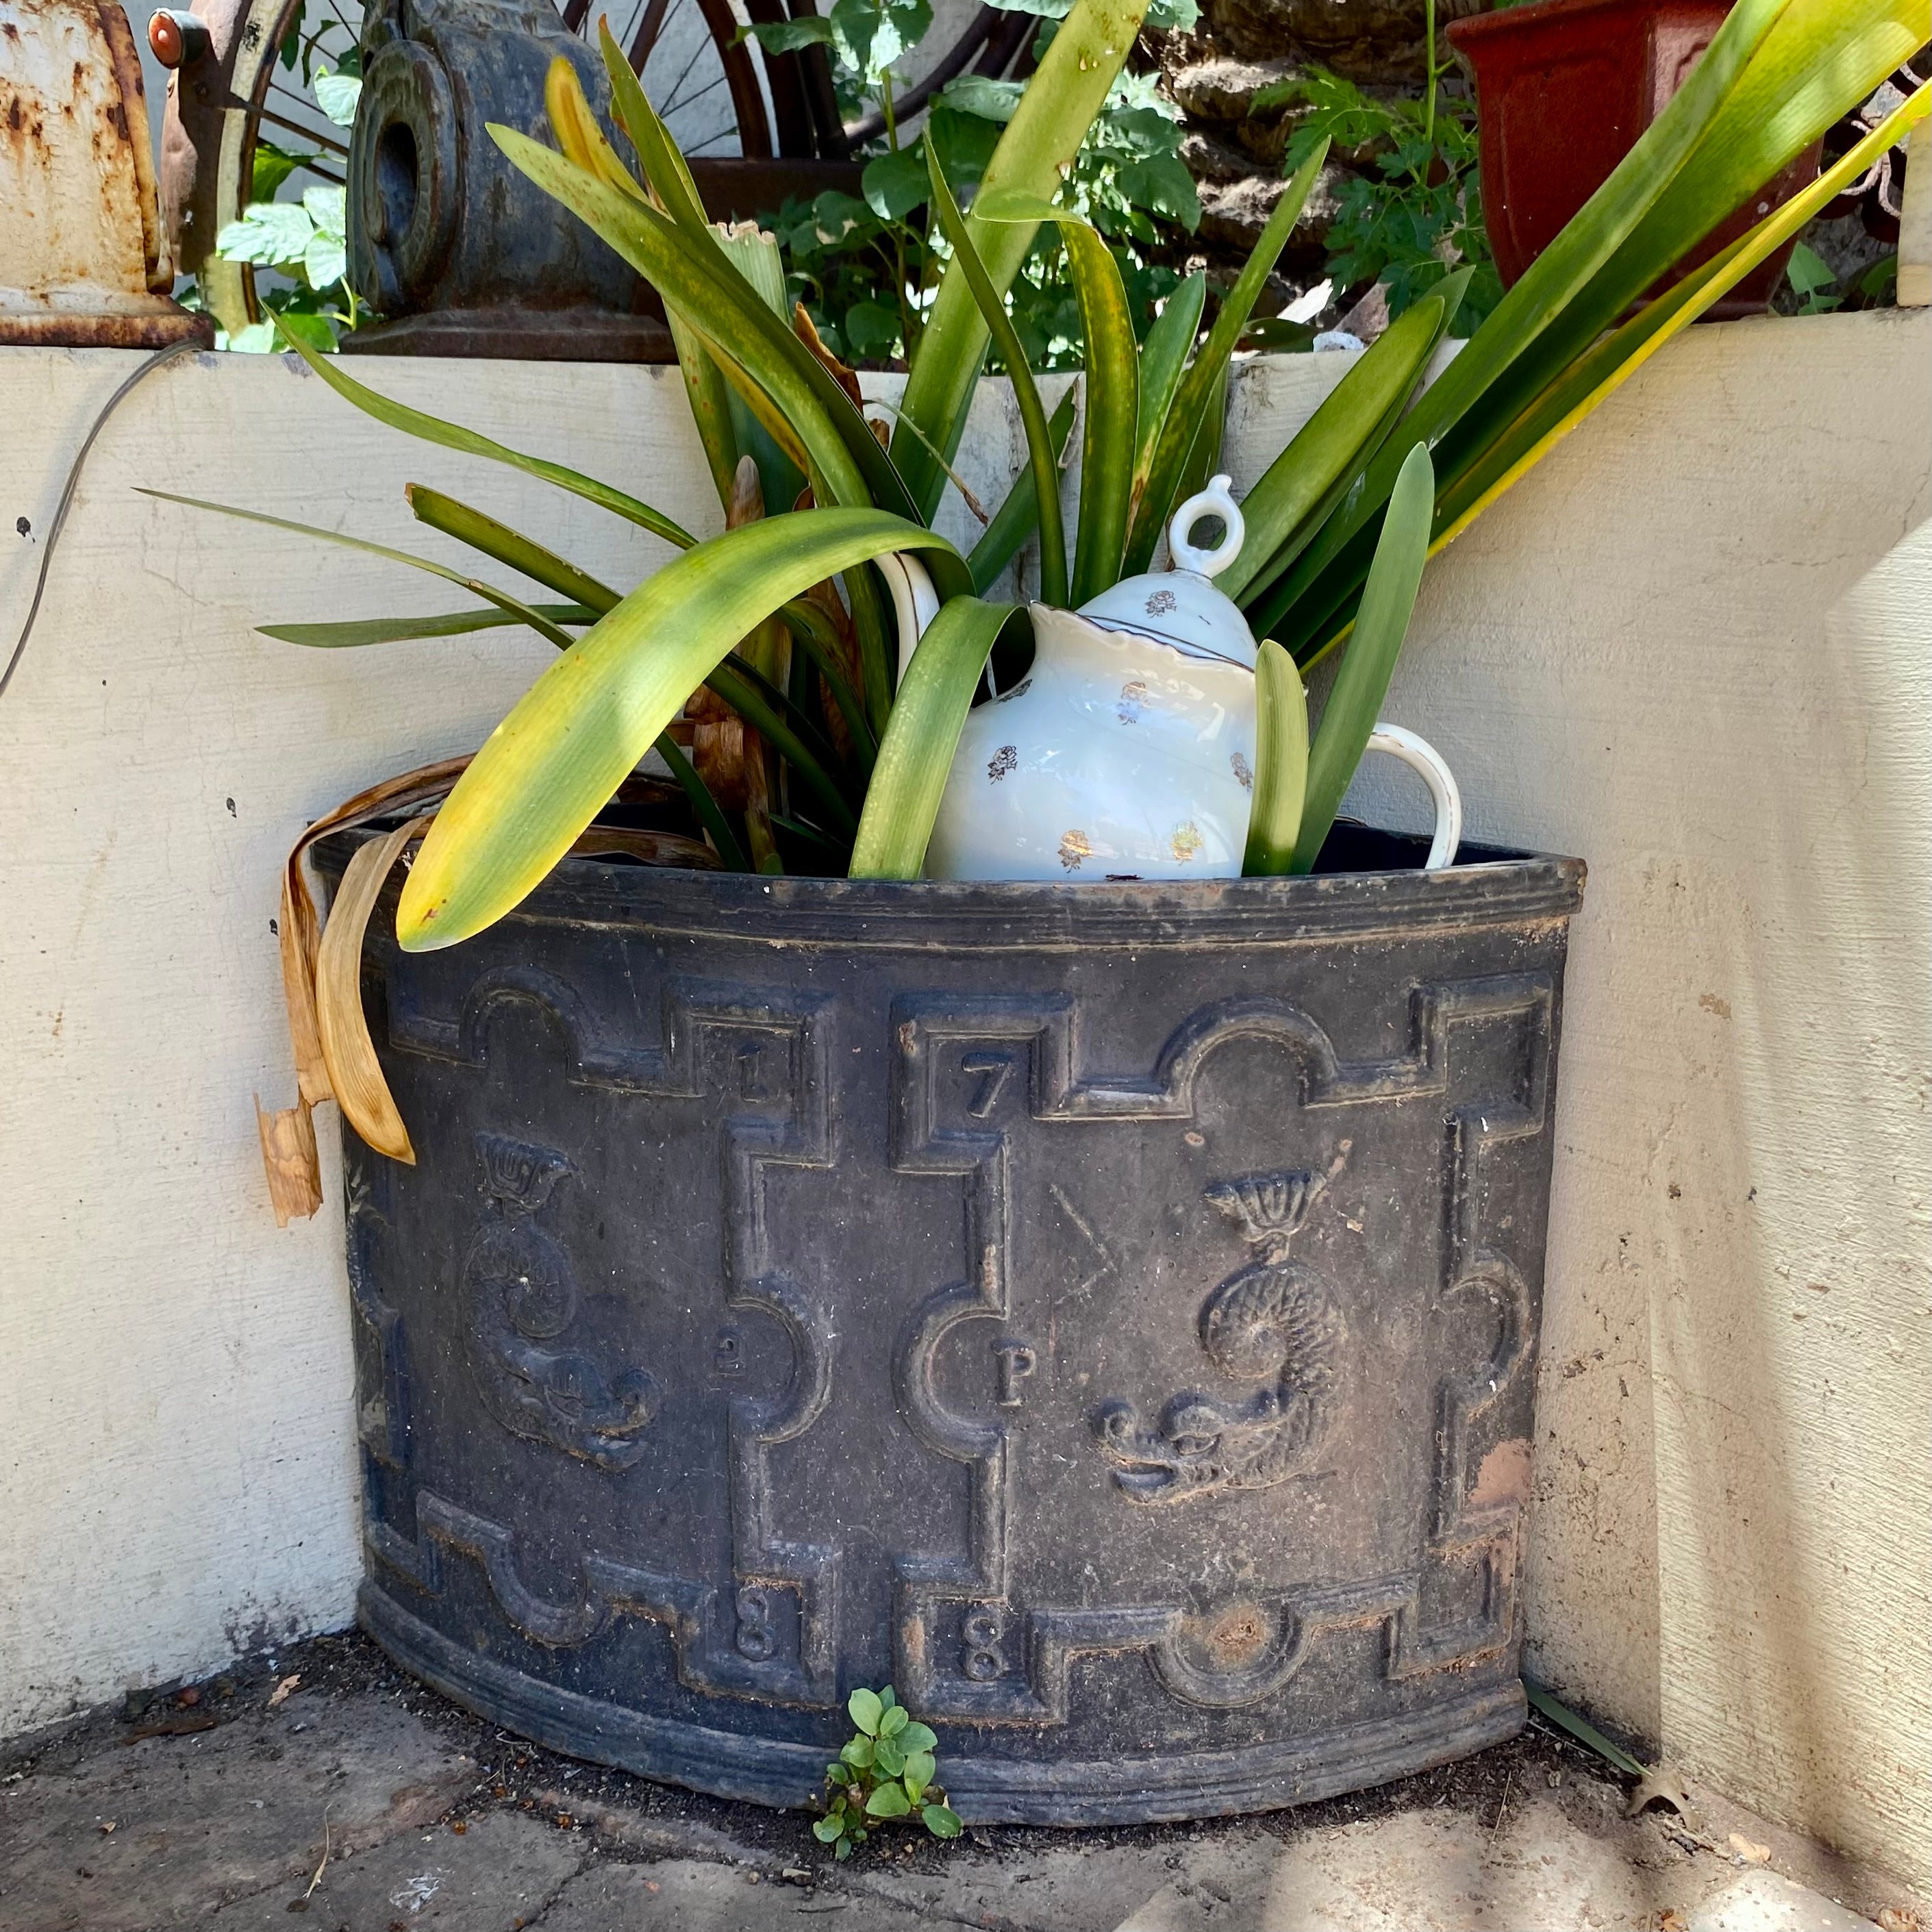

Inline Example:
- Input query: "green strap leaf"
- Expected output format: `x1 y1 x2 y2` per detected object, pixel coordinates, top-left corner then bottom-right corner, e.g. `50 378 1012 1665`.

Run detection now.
1131 271 1205 515
1435 84 1929 553
976 189 1139 605
268 316 694 549
1264 0 1793 628
1123 138 1329 575
968 387 1077 594
258 605 595 648
490 125 948 570
924 148 1068 608
398 511 962 949
406 484 619 614
597 19 712 238
890 0 1153 519
1241 640 1309 877
1225 286 1449 612
1292 442 1433 873
138 489 579 649
849 597 1018 879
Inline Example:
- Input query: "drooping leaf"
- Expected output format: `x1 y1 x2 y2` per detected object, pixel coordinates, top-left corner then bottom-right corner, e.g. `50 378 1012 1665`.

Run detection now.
138 490 578 649
397 513 960 949
924 149 1068 607
268 316 693 547
258 605 594 649
849 597 1017 878
1292 442 1432 873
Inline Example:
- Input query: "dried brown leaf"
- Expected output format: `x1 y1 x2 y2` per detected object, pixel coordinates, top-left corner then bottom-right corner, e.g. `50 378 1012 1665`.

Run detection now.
793 302 864 412
267 1673 301 1709
255 1097 323 1229
314 816 437 1164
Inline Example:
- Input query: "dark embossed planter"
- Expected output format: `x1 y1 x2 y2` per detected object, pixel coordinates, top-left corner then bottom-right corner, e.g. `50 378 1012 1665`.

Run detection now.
325 827 1584 1825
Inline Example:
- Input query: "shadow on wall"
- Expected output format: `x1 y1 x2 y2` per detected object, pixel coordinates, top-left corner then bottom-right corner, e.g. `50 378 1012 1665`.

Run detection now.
1338 312 1931 1885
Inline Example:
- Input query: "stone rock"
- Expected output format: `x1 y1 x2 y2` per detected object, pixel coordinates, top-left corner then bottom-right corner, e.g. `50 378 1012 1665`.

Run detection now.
1203 0 1489 84
0 1700 473 1932
1197 162 1347 258
1170 55 1304 123
1181 128 1267 184
202 1811 586 1930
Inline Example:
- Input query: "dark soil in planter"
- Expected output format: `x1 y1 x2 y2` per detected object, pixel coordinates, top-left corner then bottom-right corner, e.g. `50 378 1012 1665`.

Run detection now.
323 828 1584 1825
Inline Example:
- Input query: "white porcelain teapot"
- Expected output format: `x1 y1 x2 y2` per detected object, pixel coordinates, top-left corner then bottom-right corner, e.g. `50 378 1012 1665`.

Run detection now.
916 477 1463 882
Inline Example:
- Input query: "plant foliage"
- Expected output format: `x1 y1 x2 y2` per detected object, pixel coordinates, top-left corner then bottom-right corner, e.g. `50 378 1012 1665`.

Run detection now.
814 1685 961 1859
167 0 1929 975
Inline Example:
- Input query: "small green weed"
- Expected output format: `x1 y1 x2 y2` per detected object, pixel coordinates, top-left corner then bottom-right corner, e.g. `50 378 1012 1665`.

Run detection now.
814 1685 961 1860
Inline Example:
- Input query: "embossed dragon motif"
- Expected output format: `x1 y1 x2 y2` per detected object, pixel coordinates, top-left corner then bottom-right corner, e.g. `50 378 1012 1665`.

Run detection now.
462 1133 658 1470
1095 1152 1349 1503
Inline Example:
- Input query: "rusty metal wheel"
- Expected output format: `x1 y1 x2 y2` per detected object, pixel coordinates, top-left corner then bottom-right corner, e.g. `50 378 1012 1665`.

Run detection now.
149 0 862 336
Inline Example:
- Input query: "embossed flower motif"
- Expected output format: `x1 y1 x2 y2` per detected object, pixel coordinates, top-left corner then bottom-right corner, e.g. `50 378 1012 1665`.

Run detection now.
1145 588 1178 616
1172 821 1204 862
987 745 1018 782
1231 752 1253 791
1059 829 1092 871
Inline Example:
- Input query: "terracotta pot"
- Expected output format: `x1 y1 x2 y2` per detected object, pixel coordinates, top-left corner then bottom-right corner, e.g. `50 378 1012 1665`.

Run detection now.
1446 0 1818 319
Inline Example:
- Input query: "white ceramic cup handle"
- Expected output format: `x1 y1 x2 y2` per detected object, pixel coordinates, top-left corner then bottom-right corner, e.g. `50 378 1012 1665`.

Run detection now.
1168 473 1245 577
1364 723 1463 870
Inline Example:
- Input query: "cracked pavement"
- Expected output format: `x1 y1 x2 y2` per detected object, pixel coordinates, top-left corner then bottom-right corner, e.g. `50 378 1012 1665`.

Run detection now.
1 1632 1914 1932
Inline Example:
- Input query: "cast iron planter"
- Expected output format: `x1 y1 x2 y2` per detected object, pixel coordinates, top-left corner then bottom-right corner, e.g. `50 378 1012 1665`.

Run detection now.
1448 0 1818 319
329 827 1584 1824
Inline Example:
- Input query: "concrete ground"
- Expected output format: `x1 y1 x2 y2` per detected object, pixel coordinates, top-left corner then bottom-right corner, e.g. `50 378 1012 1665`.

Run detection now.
1 1633 1921 1932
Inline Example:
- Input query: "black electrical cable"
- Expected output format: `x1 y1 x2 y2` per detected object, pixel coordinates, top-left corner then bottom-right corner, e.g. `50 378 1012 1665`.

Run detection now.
1 336 203 706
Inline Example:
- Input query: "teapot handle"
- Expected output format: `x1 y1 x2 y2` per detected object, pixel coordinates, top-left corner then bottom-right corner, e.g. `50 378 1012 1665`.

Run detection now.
1363 723 1463 870
1168 475 1244 578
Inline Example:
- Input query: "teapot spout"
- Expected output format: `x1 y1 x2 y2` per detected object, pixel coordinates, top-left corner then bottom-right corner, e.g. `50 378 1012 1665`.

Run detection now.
878 551 940 682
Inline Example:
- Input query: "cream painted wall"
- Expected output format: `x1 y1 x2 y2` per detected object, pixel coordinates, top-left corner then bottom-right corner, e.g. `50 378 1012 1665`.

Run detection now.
1 316 1926 1885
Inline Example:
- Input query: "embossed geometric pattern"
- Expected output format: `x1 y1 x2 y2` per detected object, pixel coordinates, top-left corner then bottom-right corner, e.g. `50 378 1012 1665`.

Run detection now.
334 851 1582 1822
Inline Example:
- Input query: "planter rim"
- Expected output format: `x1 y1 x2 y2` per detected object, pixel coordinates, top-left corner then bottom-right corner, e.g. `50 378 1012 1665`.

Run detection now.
324 829 1585 953
1446 0 1716 49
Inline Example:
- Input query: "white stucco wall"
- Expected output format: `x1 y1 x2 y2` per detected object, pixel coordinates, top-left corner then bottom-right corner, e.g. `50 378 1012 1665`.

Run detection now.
1 316 1926 1885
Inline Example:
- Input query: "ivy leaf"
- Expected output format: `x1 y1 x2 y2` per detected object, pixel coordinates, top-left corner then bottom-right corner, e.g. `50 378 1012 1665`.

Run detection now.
902 1751 935 1801
873 1735 905 1777
741 14 836 51
848 1688 883 1736
216 201 314 268
940 74 1023 123
923 1803 963 1838
896 1722 938 1753
863 141 931 221
313 68 362 127
1114 153 1200 230
866 1781 912 1818
303 228 347 291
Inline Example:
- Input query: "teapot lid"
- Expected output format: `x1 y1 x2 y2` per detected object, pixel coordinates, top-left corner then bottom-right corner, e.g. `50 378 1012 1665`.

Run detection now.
1075 475 1258 670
